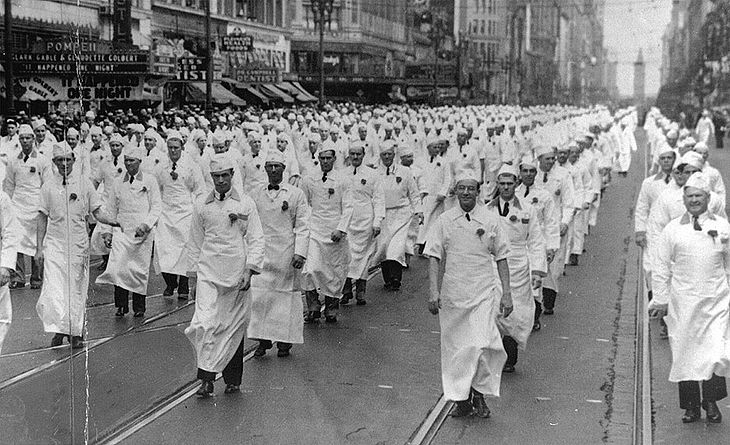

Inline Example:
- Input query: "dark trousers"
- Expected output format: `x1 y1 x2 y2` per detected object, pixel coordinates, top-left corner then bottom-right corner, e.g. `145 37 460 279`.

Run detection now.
114 286 146 313
679 374 727 409
534 301 542 324
381 260 403 287
342 278 366 298
162 272 189 294
197 336 246 385
503 336 519 366
15 253 41 285
542 288 557 311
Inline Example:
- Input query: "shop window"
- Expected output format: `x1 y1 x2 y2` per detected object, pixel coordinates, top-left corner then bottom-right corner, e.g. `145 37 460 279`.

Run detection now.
352 0 358 23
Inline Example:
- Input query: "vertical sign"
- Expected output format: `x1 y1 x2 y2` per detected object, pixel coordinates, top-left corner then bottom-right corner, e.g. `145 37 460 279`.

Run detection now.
114 0 133 46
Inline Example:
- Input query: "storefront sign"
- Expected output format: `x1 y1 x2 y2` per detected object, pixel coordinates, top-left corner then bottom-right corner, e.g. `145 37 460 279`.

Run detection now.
0 76 145 101
235 68 282 83
221 33 254 52
6 52 149 74
176 57 222 80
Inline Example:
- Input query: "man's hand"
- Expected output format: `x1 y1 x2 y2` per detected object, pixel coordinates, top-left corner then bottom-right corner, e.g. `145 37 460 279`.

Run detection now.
582 202 591 210
102 233 113 249
0 267 12 287
239 269 253 291
188 276 197 299
546 249 556 264
648 303 668 319
635 231 647 248
560 223 568 236
414 212 424 225
35 247 44 268
428 295 441 315
531 274 543 290
331 230 345 243
134 223 150 238
500 292 513 318
291 254 305 269
372 226 381 238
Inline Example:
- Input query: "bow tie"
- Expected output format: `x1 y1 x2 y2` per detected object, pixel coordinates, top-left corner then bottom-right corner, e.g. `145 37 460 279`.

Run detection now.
268 184 280 191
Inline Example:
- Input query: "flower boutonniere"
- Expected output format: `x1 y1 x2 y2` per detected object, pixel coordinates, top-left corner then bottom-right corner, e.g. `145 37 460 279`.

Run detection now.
229 212 247 225
476 227 485 239
532 197 538 205
396 176 402 184
30 166 36 173
69 193 77 201
361 178 367 185
555 189 561 196
155 159 160 164
141 186 148 193
509 215 518 222
256 164 261 170
170 171 179 180
117 168 123 174
328 187 335 197
708 229 718 243
521 216 530 224
282 200 289 211
314 161 319 166
462 153 467 158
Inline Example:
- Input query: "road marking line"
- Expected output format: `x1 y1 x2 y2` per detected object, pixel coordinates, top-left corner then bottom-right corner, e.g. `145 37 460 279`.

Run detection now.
586 399 603 403
556 336 570 340
536 397 552 401
596 338 610 342
378 385 393 389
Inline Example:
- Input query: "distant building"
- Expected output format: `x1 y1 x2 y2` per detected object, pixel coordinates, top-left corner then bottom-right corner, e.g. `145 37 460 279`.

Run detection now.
634 48 645 102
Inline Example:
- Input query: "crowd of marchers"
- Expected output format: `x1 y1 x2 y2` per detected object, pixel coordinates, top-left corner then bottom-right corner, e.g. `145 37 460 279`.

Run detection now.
0 102 638 414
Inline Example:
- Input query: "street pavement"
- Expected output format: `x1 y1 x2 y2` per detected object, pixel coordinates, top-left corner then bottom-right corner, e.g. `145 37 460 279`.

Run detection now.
1 128 729 444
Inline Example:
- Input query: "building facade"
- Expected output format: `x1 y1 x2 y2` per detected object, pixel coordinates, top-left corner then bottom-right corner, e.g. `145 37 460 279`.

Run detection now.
634 48 645 102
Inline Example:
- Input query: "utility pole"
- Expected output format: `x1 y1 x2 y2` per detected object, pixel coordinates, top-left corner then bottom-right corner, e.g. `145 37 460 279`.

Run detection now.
4 0 15 115
310 0 334 108
205 0 212 115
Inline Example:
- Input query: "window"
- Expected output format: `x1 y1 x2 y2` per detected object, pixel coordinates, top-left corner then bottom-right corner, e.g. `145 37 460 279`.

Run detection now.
481 20 485 35
352 0 358 23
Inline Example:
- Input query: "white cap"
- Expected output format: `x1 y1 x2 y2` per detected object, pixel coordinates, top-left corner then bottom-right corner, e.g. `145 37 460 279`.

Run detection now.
684 172 711 194
125 146 146 161
379 140 396 154
17 124 33 136
166 129 183 143
678 151 704 170
497 163 519 178
209 152 233 173
264 149 287 166
535 145 554 158
52 143 74 159
454 172 480 186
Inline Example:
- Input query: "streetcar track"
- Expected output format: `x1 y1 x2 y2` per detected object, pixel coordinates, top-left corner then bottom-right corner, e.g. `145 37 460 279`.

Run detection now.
405 394 452 445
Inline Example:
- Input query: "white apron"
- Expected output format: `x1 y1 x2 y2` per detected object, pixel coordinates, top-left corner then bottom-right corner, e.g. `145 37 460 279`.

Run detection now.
248 185 309 344
6 153 49 255
345 168 384 279
0 286 10 354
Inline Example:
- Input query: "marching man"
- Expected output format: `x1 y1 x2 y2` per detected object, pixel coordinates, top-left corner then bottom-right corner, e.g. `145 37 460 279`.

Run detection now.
0 187 20 354
186 156 265 397
425 172 512 418
248 150 310 357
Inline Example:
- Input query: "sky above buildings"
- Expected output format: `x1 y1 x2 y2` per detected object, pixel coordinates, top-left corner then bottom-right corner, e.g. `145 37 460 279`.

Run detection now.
603 0 672 97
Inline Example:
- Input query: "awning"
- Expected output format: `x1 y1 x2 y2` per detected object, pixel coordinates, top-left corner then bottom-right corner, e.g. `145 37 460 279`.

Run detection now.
255 84 295 104
188 82 246 106
276 82 317 103
220 78 270 105
290 82 319 102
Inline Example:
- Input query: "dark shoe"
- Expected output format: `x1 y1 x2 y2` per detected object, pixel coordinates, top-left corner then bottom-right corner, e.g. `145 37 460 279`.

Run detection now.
224 384 240 394
133 311 144 318
304 311 321 324
254 340 272 357
178 293 189 300
115 307 127 317
341 292 353 305
8 282 24 289
70 336 84 349
390 280 401 291
704 401 722 423
30 282 41 290
660 322 669 339
543 308 554 315
503 364 515 373
532 321 541 332
356 298 367 306
450 400 474 417
569 254 579 266
471 391 491 418
277 348 290 357
325 315 337 323
96 261 108 271
196 380 214 398
682 407 701 423
163 285 175 297
51 333 65 347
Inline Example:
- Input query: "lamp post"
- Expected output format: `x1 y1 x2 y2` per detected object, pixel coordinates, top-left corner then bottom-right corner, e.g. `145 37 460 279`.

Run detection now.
4 0 15 115
205 0 212 115
310 0 334 107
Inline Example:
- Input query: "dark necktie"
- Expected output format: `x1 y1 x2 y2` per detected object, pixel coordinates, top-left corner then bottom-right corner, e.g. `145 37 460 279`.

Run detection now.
23 152 29 163
172 162 177 172
664 174 670 184
62 177 66 186
430 156 435 163
692 215 702 231
129 175 134 184
322 173 327 182
524 186 530 197
500 201 510 217
113 156 119 166
219 193 225 202
268 184 280 191
465 212 471 221
386 166 390 176
543 172 548 183
353 167 357 175
252 153 259 158
311 152 316 159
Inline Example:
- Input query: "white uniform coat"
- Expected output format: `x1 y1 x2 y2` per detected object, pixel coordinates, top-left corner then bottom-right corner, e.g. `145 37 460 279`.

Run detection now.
375 164 421 266
651 212 730 382
343 166 385 279
36 175 100 336
153 155 205 276
185 189 265 372
3 150 53 255
0 192 20 354
425 204 510 400
487 197 546 348
248 183 310 344
301 169 353 297
89 153 125 256
96 171 161 294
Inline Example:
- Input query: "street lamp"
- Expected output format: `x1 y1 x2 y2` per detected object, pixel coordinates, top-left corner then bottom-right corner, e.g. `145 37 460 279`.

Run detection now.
310 0 334 107
4 0 15 115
